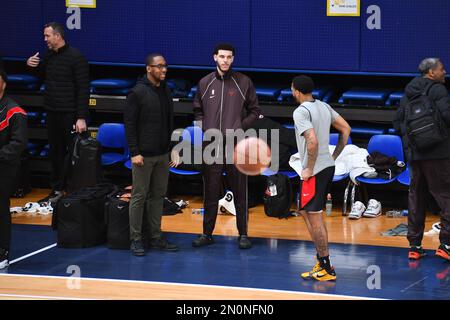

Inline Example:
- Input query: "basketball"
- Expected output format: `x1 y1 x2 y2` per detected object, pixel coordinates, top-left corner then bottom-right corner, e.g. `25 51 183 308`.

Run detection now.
233 137 271 176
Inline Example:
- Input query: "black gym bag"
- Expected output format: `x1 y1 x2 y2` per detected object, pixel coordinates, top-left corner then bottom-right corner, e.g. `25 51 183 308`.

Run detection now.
52 183 117 248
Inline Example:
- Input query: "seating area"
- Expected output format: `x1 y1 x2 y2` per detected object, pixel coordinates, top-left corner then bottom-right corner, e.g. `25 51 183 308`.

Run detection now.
7 71 412 203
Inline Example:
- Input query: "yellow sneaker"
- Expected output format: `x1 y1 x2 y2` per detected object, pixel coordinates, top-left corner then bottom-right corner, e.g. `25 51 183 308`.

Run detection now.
311 267 337 282
300 261 321 280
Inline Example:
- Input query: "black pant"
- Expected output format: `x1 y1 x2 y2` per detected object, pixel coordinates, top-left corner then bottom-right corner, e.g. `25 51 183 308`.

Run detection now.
408 158 450 246
0 165 18 250
46 112 76 191
203 163 248 236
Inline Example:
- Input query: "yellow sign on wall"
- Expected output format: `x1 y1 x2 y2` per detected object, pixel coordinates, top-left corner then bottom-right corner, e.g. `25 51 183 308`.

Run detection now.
66 0 96 8
327 0 360 16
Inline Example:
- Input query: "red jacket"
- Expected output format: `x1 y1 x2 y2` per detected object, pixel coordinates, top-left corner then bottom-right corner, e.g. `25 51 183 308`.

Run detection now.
193 70 261 133
0 96 27 166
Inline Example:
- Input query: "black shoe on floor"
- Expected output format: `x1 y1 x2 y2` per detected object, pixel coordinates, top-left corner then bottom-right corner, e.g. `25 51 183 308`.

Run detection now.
149 238 179 251
238 235 252 249
192 234 214 247
130 240 146 256
0 249 9 270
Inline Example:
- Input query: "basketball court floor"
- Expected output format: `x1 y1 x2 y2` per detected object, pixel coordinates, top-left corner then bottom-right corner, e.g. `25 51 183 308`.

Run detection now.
1 190 448 300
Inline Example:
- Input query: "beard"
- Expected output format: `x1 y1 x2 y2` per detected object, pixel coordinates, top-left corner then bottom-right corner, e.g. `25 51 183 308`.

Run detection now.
216 62 231 74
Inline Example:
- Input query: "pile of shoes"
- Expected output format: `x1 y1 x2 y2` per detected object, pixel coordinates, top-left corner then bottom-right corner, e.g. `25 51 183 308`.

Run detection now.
349 199 382 220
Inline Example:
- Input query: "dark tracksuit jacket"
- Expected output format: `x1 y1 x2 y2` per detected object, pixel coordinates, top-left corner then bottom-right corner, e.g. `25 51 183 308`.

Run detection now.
193 69 261 236
394 77 450 246
0 95 27 250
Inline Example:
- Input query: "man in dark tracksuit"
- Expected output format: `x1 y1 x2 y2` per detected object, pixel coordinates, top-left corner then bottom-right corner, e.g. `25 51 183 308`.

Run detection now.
394 58 450 261
192 43 261 249
124 53 179 256
27 22 89 201
0 70 27 269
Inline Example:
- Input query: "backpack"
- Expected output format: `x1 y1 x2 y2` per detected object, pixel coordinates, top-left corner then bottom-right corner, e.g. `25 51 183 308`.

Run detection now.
65 133 103 193
405 82 448 151
263 173 294 218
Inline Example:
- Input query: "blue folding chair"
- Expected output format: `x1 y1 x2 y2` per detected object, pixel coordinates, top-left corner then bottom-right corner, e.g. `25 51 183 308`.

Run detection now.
96 123 129 166
169 126 202 176
397 166 410 186
356 135 404 185
329 133 352 183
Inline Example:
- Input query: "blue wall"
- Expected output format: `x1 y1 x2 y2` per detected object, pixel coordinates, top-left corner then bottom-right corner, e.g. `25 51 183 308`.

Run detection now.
1 0 449 75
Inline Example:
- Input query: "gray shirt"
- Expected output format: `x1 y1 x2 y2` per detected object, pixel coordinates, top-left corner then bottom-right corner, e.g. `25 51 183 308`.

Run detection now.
293 99 340 176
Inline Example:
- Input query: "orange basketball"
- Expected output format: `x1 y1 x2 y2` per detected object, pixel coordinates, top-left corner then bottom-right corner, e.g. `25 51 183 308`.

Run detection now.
233 137 271 176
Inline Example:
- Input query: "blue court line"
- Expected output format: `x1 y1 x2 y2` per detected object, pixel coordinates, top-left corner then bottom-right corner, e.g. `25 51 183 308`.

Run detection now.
5 225 450 300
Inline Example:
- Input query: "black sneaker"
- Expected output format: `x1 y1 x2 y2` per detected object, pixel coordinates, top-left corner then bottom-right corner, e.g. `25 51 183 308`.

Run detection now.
130 240 146 256
0 249 9 270
149 238 179 251
192 234 214 247
238 235 252 249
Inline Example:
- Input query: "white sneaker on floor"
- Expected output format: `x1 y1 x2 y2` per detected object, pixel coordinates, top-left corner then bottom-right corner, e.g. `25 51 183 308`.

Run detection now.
349 201 366 220
363 199 382 218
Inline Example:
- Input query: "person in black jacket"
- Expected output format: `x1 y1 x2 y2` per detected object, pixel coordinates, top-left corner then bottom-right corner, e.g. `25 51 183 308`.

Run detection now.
394 57 450 261
0 70 27 269
124 53 179 256
26 22 89 202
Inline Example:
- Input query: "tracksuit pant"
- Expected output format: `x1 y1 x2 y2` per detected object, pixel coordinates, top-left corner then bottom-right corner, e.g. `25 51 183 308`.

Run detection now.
0 165 18 251
203 162 248 236
408 158 450 246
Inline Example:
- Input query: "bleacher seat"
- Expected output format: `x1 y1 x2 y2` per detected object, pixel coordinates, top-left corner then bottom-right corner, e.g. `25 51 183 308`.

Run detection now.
351 126 386 139
282 123 295 130
278 87 333 103
166 78 191 98
188 86 198 99
385 91 404 106
255 87 281 101
90 78 136 95
338 88 392 106
7 74 41 91
387 128 398 135
261 168 298 179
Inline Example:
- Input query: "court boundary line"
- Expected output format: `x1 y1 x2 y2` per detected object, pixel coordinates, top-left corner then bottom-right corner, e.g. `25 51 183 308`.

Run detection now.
0 273 385 300
9 243 57 265
0 293 95 300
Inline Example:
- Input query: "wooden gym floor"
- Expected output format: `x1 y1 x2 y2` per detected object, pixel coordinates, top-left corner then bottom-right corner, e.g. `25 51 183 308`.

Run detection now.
1 188 447 301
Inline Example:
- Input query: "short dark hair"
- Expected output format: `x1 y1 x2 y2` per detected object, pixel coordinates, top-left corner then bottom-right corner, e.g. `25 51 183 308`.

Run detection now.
44 22 65 40
146 53 164 66
0 69 7 84
214 43 235 56
292 75 315 94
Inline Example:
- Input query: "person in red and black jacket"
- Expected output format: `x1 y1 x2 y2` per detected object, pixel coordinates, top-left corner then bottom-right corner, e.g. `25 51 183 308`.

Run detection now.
0 70 27 269
26 22 89 201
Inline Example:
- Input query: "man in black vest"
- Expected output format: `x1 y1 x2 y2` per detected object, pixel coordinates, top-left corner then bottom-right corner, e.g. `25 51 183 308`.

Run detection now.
27 22 89 202
394 58 450 261
124 53 179 256
0 70 27 269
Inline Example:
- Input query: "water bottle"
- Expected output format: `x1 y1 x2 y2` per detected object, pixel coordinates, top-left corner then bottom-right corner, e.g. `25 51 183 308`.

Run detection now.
191 208 204 215
326 194 333 216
